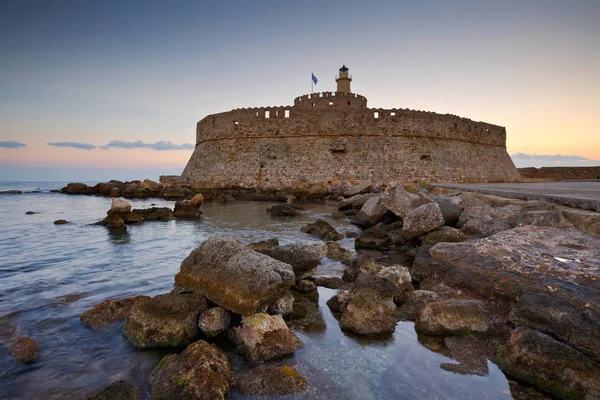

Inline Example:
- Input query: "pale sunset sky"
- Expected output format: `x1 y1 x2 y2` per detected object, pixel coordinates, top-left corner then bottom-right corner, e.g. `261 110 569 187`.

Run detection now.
1 0 599 181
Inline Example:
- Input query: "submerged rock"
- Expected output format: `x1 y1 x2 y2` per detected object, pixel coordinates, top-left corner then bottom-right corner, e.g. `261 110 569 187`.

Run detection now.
197 307 232 338
268 204 297 217
326 290 353 314
87 380 140 400
342 255 381 283
131 207 175 221
339 290 397 336
175 237 295 315
415 300 489 336
53 219 68 225
123 292 207 348
149 340 232 400
233 365 308 396
300 219 343 241
397 290 439 321
9 336 39 364
81 295 151 329
230 313 304 362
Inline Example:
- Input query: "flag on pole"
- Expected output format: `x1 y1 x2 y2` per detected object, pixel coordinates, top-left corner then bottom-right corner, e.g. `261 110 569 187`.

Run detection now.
312 72 318 85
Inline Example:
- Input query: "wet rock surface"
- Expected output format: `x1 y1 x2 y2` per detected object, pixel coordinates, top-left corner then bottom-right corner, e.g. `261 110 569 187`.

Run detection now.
423 226 466 245
149 340 232 400
87 380 140 400
197 307 232 338
339 290 397 336
300 219 343 241
232 365 309 396
415 300 489 336
268 204 298 216
173 198 203 219
402 202 445 240
254 241 327 279
9 336 39 364
81 295 151 329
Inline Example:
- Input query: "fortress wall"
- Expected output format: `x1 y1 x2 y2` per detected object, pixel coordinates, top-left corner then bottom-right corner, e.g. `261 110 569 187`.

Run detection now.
182 105 519 190
519 166 600 180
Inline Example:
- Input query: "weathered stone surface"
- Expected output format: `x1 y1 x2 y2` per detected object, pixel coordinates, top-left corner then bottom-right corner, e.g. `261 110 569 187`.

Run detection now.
351 195 388 229
107 198 132 217
354 221 404 250
331 211 347 219
313 277 352 290
285 289 326 333
268 204 297 216
81 295 151 329
61 182 92 195
397 290 439 321
457 196 520 237
216 193 235 203
376 265 413 302
247 238 279 251
326 290 353 313
381 187 432 218
197 307 232 338
343 181 372 197
325 241 353 264
105 216 125 228
496 327 600 400
516 201 570 228
339 290 397 336
53 219 68 225
342 255 381 283
149 340 232 400
230 313 304 362
415 300 489 336
338 193 379 211
9 336 39 364
294 279 316 292
256 241 327 279
509 293 600 363
173 199 203 219
88 380 140 400
268 290 295 315
402 203 445 240
131 207 175 221
233 366 308 396
561 208 600 234
423 226 467 245
175 237 295 315
300 219 343 241
123 292 207 348
124 213 145 224
190 193 204 206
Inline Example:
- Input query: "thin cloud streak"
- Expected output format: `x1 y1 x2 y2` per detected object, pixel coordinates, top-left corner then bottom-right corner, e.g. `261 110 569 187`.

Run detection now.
105 140 194 151
511 153 600 168
48 141 97 150
0 141 27 149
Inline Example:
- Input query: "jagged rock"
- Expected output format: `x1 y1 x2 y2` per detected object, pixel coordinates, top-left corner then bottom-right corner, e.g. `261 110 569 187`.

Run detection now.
9 336 39 364
326 290 353 313
342 255 381 283
173 199 203 219
313 277 352 290
268 290 295 315
397 290 439 321
343 181 372 197
107 199 132 217
338 193 379 211
339 290 397 336
268 204 297 216
423 226 466 245
61 182 92 194
300 219 343 241
294 279 316 292
381 187 432 218
123 292 208 348
376 265 413 302
131 207 175 221
141 179 161 192
230 313 304 362
53 219 68 225
415 300 489 336
175 237 295 315
247 238 279 251
351 195 388 229
433 196 464 227
81 296 151 329
561 208 600 234
149 340 232 400
496 327 600 400
457 196 520 237
255 241 327 279
87 380 140 400
509 293 600 363
197 307 232 338
331 211 347 219
516 201 571 228
124 213 145 224
402 203 445 240
233 366 308 396
354 221 404 250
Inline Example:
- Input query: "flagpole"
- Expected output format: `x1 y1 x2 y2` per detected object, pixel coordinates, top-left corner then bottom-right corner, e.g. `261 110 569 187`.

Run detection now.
311 70 313 93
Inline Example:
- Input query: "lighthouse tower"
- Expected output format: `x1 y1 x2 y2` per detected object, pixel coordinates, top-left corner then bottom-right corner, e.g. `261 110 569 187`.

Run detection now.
335 65 352 93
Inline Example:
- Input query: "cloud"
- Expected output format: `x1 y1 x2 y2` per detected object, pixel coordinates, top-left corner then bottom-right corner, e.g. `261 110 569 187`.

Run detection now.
511 153 600 168
48 141 97 150
0 141 26 149
104 140 194 151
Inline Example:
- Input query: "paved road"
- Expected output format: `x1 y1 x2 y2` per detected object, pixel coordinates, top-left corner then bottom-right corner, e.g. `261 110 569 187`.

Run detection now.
433 181 600 212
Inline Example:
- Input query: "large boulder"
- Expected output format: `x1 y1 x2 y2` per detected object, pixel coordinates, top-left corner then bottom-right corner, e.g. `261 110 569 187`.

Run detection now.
339 290 397 336
268 290 295 316
175 237 295 315
342 255 381 283
397 290 439 321
87 380 140 400
230 313 304 362
376 265 414 302
123 292 207 348
381 187 432 218
496 327 600 400
255 241 327 279
173 199 203 219
9 336 39 364
343 181 372 197
81 295 151 329
61 182 93 195
232 366 308 396
300 219 343 241
402 203 445 240
354 221 404 250
338 193 379 211
423 226 466 245
326 290 353 314
149 340 232 400
415 300 489 336
516 200 572 228
351 195 388 229
268 204 297 217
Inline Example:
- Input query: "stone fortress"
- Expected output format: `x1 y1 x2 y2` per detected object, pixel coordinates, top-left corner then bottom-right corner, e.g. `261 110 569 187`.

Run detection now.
180 66 520 192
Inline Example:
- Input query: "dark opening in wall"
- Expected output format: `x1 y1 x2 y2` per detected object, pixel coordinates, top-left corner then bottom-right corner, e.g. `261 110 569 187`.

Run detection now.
420 155 432 161
312 103 315 107
347 101 351 105
454 122 458 129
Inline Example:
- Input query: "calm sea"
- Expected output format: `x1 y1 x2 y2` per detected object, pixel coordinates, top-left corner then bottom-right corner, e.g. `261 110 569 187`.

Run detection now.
0 181 516 399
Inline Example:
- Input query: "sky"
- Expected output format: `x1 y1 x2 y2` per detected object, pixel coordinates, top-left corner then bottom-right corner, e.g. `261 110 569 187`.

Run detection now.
1 0 599 181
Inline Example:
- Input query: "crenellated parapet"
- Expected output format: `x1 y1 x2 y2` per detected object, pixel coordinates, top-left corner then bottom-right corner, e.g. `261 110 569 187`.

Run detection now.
293 91 367 109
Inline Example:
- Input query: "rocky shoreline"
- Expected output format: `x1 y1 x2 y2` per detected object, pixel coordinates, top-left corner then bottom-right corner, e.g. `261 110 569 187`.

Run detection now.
9 181 600 399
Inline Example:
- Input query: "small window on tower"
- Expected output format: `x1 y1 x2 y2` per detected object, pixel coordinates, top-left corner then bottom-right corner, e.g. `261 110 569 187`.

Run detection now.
391 112 396 116
312 103 315 107
275 111 279 117
285 110 290 118
374 112 379 119
347 101 351 105
265 111 270 118
329 101 334 105
256 112 259 117
234 121 239 130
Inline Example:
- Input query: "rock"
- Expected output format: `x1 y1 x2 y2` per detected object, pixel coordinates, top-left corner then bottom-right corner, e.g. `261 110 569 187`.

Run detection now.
216 193 235 203
0 190 22 194
230 313 304 362
351 195 388 229
423 226 466 245
197 307 232 338
402 203 445 240
331 211 347 220
268 204 297 216
247 238 279 251
509 293 600 363
107 198 132 217
87 380 140 400
131 207 175 221
339 290 397 336
354 221 404 250
285 289 325 333
53 219 68 225
141 179 161 192
381 187 432 218
268 290 295 315
175 237 295 315
300 219 343 241
343 181 372 197
496 327 600 400
326 290 353 313
255 241 327 279
294 279 316 292
81 295 151 329
397 290 439 321
313 277 352 290
345 230 360 238
173 199 203 219
123 292 208 348
342 255 381 283
338 193 379 211
434 196 464 227
105 216 125 228
190 193 204 206
124 213 145 224
149 340 232 400
376 265 413 302
415 300 489 336
9 336 39 364
61 182 92 195
457 196 520 237
233 366 308 396
25 211 36 215
561 208 600 234
516 201 571 228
